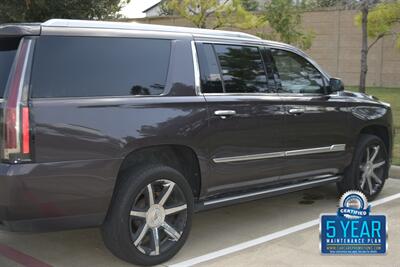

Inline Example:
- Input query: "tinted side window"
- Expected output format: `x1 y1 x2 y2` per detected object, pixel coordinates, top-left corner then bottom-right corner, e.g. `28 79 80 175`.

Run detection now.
196 43 224 93
271 49 325 94
0 38 20 97
31 37 171 98
214 45 269 93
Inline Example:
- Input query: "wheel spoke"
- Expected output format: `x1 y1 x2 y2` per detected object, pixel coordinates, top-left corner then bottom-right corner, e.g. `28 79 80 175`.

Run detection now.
371 171 382 185
162 222 181 241
366 147 370 161
165 204 187 215
151 228 160 256
370 146 380 162
134 223 149 247
130 210 146 218
372 161 385 170
147 184 155 206
159 182 175 206
360 173 367 189
366 175 374 194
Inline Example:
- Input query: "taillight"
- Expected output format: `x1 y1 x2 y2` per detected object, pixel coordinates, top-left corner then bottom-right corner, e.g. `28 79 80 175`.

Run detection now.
2 38 33 163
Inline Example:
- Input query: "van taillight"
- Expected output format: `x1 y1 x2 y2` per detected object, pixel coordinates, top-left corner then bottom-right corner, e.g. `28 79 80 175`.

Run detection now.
2 38 32 163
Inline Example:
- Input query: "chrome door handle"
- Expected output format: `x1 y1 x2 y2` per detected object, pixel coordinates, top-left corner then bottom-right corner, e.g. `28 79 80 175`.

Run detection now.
288 108 305 115
214 110 236 119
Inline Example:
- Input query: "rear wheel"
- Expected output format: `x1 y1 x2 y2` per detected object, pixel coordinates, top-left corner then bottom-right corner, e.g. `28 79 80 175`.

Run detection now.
337 134 388 200
102 165 193 266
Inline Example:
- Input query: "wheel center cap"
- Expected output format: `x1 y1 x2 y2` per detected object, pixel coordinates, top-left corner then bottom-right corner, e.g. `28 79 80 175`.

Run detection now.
146 204 165 228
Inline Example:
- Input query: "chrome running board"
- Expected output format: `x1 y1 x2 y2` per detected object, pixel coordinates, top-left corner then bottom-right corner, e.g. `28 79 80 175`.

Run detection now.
202 175 341 208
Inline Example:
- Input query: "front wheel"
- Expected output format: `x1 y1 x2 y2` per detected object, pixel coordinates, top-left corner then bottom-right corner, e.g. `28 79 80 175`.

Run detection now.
102 165 193 266
337 134 389 200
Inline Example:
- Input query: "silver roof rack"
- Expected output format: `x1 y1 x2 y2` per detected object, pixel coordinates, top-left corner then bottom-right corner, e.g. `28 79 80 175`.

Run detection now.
42 19 261 40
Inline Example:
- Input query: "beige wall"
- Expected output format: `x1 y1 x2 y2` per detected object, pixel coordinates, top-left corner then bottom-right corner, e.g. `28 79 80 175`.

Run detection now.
132 10 400 87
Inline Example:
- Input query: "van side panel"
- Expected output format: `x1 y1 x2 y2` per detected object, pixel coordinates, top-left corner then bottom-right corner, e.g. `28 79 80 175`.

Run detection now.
0 36 210 231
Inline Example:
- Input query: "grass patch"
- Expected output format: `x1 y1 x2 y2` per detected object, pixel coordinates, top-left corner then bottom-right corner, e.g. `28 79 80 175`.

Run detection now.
348 87 399 165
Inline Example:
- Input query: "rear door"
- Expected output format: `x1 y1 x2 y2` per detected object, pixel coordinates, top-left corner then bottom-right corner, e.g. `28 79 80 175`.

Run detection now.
269 47 350 182
196 42 285 196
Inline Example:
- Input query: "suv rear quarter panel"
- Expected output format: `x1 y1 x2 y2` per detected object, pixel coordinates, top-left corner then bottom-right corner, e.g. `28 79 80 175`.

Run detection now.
1 36 210 228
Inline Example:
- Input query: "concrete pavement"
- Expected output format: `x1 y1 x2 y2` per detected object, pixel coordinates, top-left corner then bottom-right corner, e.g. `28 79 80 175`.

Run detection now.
0 179 399 267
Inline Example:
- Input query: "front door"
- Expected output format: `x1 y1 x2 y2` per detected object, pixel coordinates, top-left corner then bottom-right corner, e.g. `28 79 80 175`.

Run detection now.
270 48 351 182
196 42 285 196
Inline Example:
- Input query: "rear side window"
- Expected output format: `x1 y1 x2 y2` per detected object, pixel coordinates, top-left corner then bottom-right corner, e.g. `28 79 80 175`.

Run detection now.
31 37 171 98
197 43 224 93
0 38 20 97
214 44 269 93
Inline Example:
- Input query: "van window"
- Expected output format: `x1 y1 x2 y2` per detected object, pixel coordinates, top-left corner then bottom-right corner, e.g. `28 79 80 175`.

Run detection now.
31 37 171 98
271 49 325 94
196 43 224 93
214 44 269 93
0 38 20 97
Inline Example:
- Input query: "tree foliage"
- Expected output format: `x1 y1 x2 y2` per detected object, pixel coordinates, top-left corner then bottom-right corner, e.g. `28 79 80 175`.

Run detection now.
158 0 176 16
0 0 130 23
260 0 315 50
164 0 264 29
240 0 260 11
354 0 400 92
358 1 400 48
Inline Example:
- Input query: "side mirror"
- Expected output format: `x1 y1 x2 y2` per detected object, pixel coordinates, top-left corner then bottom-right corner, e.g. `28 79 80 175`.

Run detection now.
328 78 344 93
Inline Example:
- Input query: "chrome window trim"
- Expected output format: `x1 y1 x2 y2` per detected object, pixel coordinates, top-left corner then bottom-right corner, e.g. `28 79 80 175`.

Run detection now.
202 93 281 98
191 41 202 96
212 144 346 163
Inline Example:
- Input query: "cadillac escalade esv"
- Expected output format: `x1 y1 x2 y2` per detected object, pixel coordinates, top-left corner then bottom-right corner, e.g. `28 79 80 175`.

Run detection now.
0 19 394 265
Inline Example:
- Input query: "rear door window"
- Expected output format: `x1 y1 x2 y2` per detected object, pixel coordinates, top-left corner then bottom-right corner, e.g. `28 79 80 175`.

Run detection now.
196 43 224 93
31 37 171 98
214 44 269 93
0 38 20 98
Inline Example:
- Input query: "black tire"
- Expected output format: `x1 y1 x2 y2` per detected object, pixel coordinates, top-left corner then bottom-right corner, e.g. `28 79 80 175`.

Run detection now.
337 134 389 200
101 164 193 266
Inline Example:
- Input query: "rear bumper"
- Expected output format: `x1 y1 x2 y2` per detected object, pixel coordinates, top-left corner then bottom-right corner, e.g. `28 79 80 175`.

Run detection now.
0 159 121 232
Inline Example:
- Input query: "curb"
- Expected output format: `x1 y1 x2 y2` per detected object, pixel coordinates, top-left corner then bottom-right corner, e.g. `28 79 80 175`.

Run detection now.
389 165 400 179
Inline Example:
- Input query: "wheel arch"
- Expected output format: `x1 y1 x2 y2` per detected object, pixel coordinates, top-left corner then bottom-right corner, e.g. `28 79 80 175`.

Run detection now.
114 144 202 200
359 124 390 157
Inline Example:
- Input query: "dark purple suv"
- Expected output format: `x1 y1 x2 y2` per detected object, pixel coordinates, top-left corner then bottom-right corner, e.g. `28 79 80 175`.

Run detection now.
0 19 393 265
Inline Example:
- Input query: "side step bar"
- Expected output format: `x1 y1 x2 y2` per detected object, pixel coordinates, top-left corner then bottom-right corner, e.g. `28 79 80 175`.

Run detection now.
198 175 341 210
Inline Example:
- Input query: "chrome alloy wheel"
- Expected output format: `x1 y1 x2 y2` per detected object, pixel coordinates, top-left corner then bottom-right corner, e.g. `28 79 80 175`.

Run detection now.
129 179 188 256
359 144 386 195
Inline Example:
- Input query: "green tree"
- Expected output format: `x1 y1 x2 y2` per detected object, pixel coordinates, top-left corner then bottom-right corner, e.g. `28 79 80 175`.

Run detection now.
355 0 399 93
0 0 130 23
240 0 260 11
158 0 176 16
261 0 315 50
165 0 264 29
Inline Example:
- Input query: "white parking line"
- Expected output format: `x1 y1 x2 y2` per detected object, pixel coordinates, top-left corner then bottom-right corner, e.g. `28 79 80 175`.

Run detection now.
169 191 400 267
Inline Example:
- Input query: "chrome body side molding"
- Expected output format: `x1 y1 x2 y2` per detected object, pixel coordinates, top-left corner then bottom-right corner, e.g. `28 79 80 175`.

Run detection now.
213 152 285 163
212 144 346 163
285 144 346 157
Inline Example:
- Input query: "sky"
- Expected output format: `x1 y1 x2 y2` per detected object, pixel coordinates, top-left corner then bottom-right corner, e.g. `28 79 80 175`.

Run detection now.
120 0 161 18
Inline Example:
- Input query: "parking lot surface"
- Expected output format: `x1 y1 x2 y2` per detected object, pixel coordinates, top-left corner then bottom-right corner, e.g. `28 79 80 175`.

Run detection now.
1 178 399 267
